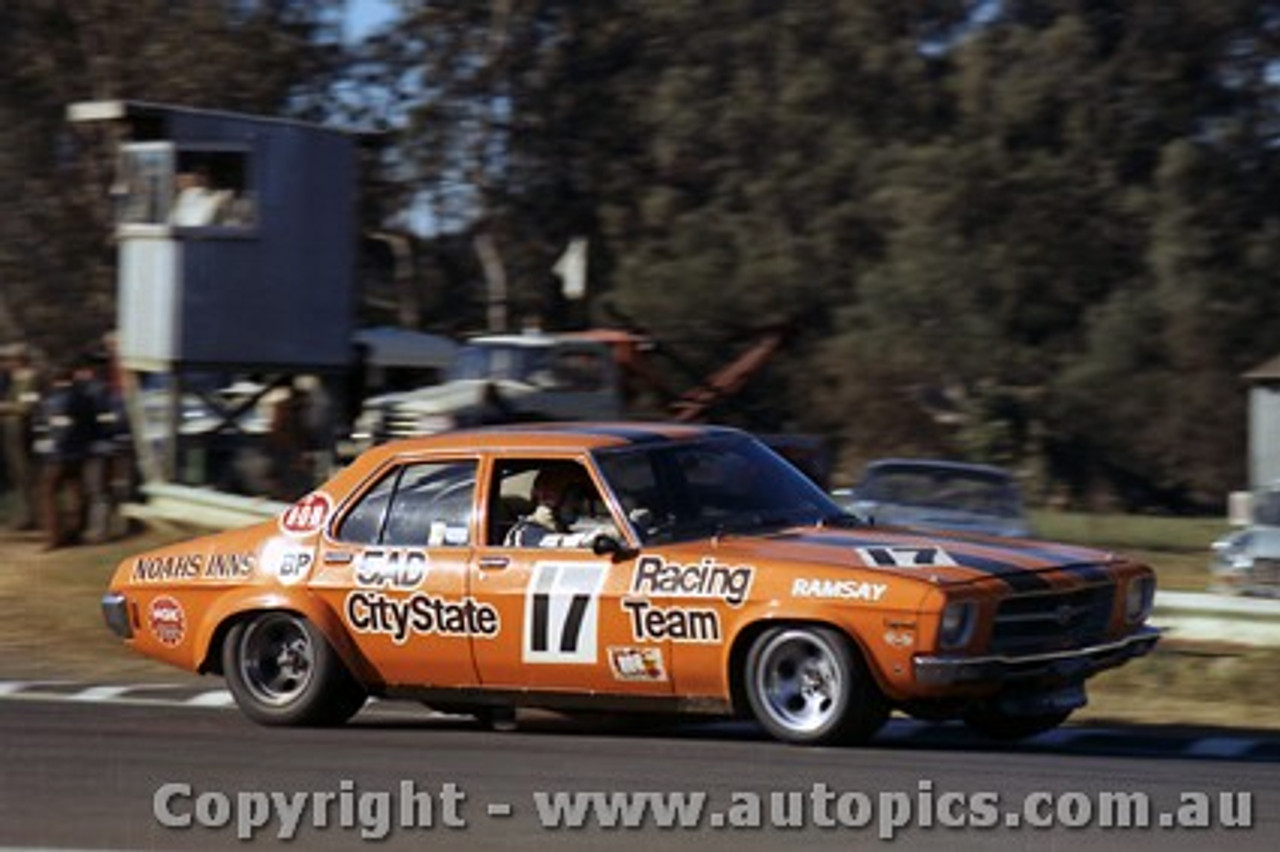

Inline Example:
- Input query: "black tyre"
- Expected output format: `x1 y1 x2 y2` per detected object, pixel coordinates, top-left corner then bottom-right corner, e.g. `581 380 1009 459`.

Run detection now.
223 612 366 726
963 708 1071 741
744 625 889 746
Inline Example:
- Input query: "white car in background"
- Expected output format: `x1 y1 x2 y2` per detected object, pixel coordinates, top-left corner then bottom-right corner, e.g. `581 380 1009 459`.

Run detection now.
1210 484 1280 596
833 458 1032 539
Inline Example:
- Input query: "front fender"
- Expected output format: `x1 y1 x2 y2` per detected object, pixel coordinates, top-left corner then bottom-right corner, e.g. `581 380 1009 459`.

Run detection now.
737 602 924 696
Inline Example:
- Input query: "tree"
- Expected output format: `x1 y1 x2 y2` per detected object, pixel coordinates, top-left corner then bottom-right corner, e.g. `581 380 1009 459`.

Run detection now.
601 1 958 429
354 1 656 332
329 0 1280 504
820 0 1280 503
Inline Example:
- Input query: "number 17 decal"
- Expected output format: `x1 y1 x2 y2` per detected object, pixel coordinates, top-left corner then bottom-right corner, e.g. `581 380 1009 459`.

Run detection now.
856 545 958 568
523 562 608 664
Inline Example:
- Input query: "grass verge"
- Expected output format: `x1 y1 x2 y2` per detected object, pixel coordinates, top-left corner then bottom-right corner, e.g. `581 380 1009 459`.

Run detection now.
0 523 206 684
1081 642 1280 731
1031 508 1228 592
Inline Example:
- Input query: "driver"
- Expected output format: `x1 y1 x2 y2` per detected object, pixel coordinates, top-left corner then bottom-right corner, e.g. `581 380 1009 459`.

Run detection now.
505 465 615 548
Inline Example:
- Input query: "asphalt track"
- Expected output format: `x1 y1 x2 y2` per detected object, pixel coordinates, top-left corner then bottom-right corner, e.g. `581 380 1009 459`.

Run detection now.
0 691 1277 851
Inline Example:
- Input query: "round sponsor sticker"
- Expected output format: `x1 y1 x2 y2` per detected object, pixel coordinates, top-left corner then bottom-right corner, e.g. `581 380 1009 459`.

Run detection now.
148 596 186 647
279 492 333 537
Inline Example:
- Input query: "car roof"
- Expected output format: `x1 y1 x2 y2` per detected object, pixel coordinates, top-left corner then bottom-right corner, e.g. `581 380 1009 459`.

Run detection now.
360 422 743 459
863 458 1015 478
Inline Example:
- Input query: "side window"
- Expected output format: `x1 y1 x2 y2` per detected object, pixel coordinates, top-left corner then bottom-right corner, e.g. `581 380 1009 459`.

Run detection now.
336 468 400 543
336 461 477 546
114 144 256 228
486 458 615 547
383 462 476 546
171 149 256 228
488 462 541 546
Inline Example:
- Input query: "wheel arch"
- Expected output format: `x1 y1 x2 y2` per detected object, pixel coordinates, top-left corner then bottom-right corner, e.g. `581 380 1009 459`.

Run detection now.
726 615 886 716
194 592 378 687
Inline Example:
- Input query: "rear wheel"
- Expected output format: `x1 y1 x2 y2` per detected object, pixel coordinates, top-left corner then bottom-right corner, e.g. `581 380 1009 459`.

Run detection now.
223 612 366 726
744 625 888 746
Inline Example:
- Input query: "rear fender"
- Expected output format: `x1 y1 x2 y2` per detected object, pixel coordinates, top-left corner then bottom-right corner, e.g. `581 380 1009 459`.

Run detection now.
193 590 379 686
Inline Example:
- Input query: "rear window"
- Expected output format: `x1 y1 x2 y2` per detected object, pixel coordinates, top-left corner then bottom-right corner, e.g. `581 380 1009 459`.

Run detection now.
336 460 477 546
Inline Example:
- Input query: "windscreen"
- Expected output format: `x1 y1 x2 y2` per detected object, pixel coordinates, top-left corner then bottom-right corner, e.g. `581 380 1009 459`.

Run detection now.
595 434 844 544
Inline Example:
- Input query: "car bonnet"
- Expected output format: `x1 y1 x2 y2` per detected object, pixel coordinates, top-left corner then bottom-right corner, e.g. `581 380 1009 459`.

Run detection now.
692 526 1117 592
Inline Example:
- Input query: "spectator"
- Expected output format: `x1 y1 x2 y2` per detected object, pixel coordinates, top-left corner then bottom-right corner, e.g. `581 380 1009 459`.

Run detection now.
0 344 41 531
84 342 131 542
169 167 228 226
34 361 98 549
296 374 336 484
266 380 310 500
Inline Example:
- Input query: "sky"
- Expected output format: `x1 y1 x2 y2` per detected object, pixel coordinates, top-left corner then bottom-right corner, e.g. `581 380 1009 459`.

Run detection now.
344 0 398 43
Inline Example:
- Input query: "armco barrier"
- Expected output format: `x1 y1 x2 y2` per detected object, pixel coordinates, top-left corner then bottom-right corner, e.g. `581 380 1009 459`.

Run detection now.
125 483 288 530
125 487 1280 648
1151 590 1280 648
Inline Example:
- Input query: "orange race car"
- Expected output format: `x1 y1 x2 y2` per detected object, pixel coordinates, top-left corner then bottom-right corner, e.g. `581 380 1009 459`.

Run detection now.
102 423 1160 745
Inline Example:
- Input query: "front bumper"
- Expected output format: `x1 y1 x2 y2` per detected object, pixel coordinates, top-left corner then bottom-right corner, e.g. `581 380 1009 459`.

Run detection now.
913 625 1161 688
101 593 133 639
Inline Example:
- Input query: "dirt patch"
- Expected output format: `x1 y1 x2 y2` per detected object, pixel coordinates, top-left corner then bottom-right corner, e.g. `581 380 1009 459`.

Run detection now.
0 523 207 685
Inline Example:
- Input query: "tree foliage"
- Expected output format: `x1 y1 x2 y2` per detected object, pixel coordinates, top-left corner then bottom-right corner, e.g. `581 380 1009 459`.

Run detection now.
4 0 1277 508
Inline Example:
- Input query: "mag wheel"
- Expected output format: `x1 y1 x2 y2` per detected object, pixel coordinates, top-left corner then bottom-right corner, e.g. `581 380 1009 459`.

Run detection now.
224 612 366 726
744 625 888 746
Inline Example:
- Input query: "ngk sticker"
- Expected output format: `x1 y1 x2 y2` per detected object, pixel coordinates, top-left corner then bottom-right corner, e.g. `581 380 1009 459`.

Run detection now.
279 492 333 537
148 596 186 647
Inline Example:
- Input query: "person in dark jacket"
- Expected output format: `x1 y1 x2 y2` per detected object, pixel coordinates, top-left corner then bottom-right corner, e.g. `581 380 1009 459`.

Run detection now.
0 344 41 531
35 362 98 549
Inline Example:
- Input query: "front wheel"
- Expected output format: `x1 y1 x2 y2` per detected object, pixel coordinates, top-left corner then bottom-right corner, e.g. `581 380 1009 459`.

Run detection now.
744 625 889 746
223 612 366 726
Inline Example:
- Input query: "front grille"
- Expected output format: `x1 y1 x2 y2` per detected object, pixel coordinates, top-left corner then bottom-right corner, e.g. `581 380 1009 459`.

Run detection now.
384 408 422 439
989 583 1115 654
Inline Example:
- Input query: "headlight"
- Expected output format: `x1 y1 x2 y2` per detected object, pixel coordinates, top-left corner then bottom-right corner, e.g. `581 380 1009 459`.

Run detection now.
1210 532 1252 571
938 600 977 649
1124 575 1155 624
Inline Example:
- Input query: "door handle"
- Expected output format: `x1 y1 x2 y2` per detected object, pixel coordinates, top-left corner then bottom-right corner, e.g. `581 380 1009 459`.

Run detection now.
477 556 510 570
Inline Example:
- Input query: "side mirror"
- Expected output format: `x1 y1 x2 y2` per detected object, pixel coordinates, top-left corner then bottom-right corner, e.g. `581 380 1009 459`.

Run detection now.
592 533 638 561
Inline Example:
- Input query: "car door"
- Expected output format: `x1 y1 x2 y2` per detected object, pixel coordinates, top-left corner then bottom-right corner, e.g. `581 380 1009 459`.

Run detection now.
467 454 673 695
309 455 484 687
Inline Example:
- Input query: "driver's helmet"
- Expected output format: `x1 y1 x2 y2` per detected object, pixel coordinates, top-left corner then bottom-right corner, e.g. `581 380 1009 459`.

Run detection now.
531 465 592 523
